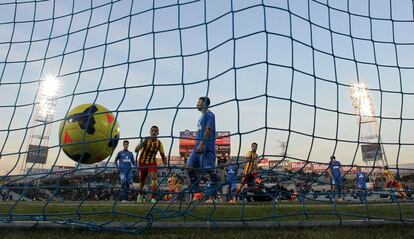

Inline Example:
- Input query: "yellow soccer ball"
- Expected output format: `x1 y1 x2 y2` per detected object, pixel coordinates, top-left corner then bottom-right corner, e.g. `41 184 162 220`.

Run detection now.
59 104 120 164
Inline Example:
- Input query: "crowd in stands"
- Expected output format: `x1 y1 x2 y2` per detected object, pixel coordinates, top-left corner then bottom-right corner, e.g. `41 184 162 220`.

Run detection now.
0 189 12 201
0 167 413 202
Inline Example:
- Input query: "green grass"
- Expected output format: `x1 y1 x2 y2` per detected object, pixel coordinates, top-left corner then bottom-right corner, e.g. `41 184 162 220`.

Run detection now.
1 201 414 239
1 225 414 239
1 201 413 223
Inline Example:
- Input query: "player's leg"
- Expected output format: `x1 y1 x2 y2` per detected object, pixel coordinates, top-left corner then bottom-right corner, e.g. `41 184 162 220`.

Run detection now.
247 174 255 192
186 152 201 192
395 181 406 198
149 168 158 203
170 184 177 202
229 182 237 203
137 166 148 203
123 169 132 201
203 151 218 198
165 185 171 202
335 176 343 201
236 176 247 201
140 168 148 191
167 185 175 202
119 171 125 191
226 183 231 202
331 177 337 200
119 170 128 201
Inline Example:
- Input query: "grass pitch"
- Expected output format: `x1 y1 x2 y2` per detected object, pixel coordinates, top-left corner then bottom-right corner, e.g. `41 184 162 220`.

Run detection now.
1 225 414 239
1 200 413 222
1 201 414 238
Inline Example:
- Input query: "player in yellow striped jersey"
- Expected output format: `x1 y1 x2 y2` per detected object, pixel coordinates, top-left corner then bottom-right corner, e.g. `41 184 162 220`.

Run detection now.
165 172 177 202
383 165 406 199
234 142 259 201
135 126 167 203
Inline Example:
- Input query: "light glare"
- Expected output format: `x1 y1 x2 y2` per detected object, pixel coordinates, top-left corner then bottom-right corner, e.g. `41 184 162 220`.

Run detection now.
350 82 375 122
40 74 59 98
38 74 59 119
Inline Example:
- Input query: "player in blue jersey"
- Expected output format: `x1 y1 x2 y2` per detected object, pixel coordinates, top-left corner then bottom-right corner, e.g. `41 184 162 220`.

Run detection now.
356 167 367 203
328 155 343 202
114 140 135 202
356 167 367 190
225 157 238 203
187 96 218 200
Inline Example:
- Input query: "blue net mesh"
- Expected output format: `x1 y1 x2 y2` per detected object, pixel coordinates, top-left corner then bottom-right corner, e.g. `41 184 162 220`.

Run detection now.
0 0 414 233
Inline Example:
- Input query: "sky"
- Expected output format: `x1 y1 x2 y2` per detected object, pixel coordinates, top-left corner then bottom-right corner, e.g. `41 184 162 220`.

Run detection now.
0 0 414 175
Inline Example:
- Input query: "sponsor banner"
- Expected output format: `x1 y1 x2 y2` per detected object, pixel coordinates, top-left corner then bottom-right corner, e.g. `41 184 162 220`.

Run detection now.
153 156 185 166
216 145 230 153
288 162 383 174
167 156 185 165
179 130 230 147
51 166 75 175
25 168 48 175
225 156 268 168
342 166 358 174
289 161 314 171
361 144 383 162
179 130 197 147
290 162 359 173
216 131 231 144
360 167 383 175
75 163 96 173
26 145 48 164
312 163 329 172
269 160 289 168
257 158 269 168
179 130 230 158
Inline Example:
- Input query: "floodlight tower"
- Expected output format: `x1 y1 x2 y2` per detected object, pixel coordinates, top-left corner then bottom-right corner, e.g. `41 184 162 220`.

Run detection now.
21 75 60 175
276 140 287 160
349 82 388 168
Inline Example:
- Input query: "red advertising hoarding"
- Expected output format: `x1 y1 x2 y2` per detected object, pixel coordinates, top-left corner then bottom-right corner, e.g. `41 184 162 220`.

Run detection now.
179 130 231 162
288 161 382 174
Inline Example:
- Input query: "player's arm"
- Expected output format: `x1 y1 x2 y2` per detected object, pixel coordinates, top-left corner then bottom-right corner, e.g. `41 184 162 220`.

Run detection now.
159 142 167 165
327 163 333 177
196 127 212 153
134 138 145 153
134 139 145 166
196 114 214 153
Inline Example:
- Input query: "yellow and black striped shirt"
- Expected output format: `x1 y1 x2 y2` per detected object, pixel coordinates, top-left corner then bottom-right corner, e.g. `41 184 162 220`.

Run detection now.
384 169 395 182
244 150 258 175
138 139 164 164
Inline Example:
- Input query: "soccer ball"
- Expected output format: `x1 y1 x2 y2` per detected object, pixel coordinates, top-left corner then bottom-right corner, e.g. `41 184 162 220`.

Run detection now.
59 103 120 164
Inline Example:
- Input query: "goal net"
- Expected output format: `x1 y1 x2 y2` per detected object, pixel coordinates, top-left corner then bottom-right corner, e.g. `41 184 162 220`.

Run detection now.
0 0 413 233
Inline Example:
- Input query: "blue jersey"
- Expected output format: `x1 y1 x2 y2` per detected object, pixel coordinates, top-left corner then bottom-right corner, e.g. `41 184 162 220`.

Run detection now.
195 111 216 152
116 150 134 171
226 165 238 182
329 160 341 178
356 171 366 189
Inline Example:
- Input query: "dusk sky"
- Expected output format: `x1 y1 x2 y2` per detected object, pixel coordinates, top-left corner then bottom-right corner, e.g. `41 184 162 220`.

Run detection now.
1 0 414 175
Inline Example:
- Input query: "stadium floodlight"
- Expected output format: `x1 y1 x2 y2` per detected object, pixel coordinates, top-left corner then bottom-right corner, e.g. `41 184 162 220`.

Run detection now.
349 82 375 123
38 74 60 119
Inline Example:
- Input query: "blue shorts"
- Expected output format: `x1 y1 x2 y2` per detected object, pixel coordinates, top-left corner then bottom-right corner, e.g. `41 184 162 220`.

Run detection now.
120 170 132 185
187 150 216 170
357 183 366 190
229 182 237 193
332 176 342 186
